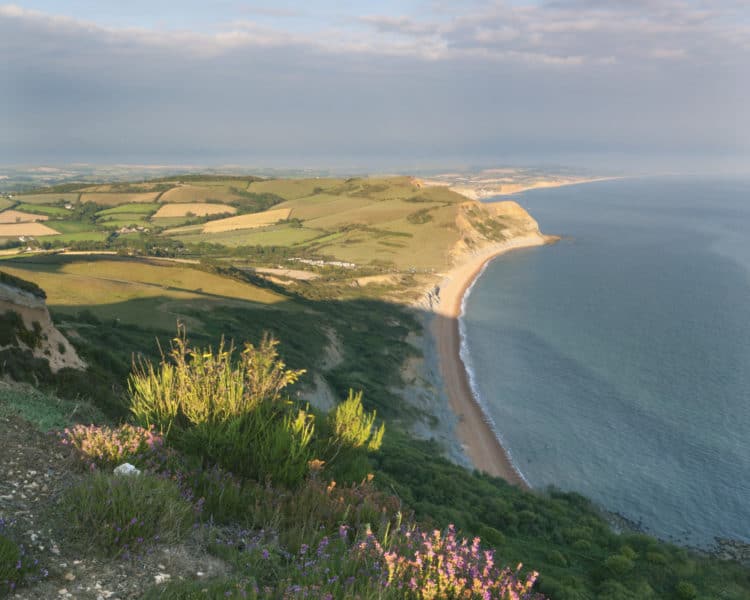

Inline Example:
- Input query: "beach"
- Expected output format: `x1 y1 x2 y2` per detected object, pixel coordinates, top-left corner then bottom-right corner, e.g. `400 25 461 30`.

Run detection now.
430 234 553 487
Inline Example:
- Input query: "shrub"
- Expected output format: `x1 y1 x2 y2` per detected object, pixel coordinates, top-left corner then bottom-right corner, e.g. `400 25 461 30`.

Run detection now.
193 523 545 599
0 518 47 596
60 423 165 470
59 473 193 557
129 327 305 436
129 328 382 487
675 581 698 600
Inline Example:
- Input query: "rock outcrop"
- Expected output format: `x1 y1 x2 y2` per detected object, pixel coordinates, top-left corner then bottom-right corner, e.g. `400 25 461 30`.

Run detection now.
0 275 86 373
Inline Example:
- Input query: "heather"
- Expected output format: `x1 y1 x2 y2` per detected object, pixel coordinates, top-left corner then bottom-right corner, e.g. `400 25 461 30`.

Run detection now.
2 323 749 598
0 518 47 595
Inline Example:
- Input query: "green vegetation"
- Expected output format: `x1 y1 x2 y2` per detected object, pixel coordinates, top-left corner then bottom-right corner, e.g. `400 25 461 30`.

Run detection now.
0 384 105 431
96 203 160 216
14 203 70 217
0 270 45 297
0 177 748 599
59 473 193 557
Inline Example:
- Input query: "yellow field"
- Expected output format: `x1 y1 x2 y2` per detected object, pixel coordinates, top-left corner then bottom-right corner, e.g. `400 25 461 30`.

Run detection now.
202 208 292 233
0 223 60 237
152 203 237 218
80 192 160 206
0 210 49 223
159 185 243 204
0 258 288 330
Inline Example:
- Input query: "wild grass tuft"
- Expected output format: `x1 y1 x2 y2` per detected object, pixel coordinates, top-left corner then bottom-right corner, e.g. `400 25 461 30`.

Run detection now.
0 518 47 596
59 473 193 558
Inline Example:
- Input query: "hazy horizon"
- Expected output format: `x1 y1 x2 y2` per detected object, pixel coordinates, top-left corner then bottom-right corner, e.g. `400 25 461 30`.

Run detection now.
2 1 747 172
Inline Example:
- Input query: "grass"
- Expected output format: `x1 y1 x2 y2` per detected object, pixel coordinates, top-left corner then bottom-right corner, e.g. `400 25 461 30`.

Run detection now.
0 198 14 211
14 203 70 217
0 223 60 237
175 225 323 247
96 203 161 216
152 202 236 218
0 383 105 431
201 209 292 233
59 473 193 557
98 216 152 228
79 192 160 206
159 185 245 204
14 193 79 204
0 256 290 330
53 231 111 243
0 210 49 224
247 178 348 200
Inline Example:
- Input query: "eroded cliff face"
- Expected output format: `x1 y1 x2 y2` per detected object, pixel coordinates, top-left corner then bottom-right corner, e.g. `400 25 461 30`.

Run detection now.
0 282 86 373
451 199 551 264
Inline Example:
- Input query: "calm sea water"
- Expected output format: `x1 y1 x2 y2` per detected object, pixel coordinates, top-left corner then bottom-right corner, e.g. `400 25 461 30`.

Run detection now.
461 177 750 547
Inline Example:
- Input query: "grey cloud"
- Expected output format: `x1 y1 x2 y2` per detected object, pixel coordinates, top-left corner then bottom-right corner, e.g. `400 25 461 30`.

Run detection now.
0 3 747 169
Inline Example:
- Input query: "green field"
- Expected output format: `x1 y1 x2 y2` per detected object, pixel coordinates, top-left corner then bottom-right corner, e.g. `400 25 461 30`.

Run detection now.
159 184 245 204
16 192 80 204
247 178 347 200
80 192 161 206
0 198 13 211
98 216 152 228
1 256 289 330
175 224 325 247
15 203 71 216
53 231 112 243
96 203 160 216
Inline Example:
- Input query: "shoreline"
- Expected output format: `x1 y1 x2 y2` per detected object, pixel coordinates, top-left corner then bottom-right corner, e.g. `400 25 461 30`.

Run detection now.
429 234 555 488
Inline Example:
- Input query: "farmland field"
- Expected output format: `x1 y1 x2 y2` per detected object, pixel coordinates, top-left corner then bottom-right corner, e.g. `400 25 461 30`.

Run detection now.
201 208 291 233
159 184 245 204
15 193 80 204
247 178 347 200
80 192 160 206
175 224 324 247
96 203 160 216
152 202 236 218
0 198 13 211
0 210 49 223
97 216 152 228
53 231 112 243
0 256 289 329
15 203 71 217
0 222 60 237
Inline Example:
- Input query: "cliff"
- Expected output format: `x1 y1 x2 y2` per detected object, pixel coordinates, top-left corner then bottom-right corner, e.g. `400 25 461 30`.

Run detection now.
0 274 85 373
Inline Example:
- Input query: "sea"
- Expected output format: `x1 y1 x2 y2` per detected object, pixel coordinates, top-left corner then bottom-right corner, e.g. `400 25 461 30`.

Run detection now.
460 176 750 548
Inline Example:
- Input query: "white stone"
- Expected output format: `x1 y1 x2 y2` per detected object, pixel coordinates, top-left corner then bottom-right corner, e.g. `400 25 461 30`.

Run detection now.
113 463 141 477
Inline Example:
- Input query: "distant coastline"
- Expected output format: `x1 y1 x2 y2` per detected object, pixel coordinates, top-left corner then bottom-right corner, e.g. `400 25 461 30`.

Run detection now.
428 233 557 487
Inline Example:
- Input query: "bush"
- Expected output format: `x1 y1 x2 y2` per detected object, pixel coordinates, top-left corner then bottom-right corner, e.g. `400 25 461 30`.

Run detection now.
0 518 46 596
129 328 382 487
190 523 545 599
59 473 193 557
60 423 165 471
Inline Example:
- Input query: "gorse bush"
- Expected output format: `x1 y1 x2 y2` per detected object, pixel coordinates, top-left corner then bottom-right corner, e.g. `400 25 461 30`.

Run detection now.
329 389 384 452
128 327 384 487
129 326 305 434
59 473 193 557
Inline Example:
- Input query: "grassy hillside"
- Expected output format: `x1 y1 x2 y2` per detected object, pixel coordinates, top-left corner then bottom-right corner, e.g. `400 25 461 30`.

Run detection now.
0 176 748 599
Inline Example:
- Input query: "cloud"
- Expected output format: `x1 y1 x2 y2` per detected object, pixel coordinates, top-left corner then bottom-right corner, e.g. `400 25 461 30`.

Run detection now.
0 2 747 167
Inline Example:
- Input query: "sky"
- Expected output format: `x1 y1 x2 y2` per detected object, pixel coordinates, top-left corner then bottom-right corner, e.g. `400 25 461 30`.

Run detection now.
1 1 748 172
